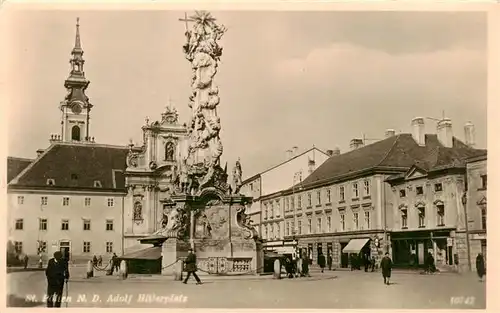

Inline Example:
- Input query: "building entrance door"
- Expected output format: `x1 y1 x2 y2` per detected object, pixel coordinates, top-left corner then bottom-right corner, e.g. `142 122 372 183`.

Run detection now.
340 242 349 268
59 241 71 261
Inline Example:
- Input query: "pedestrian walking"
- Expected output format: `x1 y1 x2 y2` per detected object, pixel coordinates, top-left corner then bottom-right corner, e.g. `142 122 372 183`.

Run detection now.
110 253 120 274
370 256 376 272
380 252 392 285
23 255 29 269
318 253 326 273
301 251 310 277
425 252 436 274
327 253 333 271
98 255 103 267
45 251 70 308
183 248 202 285
476 253 486 282
92 255 98 267
364 253 370 272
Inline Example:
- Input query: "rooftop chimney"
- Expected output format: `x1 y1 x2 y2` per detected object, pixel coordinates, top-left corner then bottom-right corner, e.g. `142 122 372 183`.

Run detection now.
411 117 425 146
326 150 334 157
350 139 364 150
286 149 293 160
308 158 316 174
464 121 475 148
36 149 45 157
292 146 299 157
385 129 396 138
332 147 340 156
437 118 453 148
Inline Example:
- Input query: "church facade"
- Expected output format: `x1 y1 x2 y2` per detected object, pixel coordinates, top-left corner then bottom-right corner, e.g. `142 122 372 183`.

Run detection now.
122 106 188 251
6 19 188 264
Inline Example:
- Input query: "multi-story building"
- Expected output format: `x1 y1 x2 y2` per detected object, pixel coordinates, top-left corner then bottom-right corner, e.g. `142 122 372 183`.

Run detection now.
7 19 130 263
240 146 331 253
263 118 485 271
385 119 484 271
461 152 487 272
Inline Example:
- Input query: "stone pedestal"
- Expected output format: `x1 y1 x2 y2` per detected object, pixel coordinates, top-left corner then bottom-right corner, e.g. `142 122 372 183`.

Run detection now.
161 237 189 276
159 189 259 275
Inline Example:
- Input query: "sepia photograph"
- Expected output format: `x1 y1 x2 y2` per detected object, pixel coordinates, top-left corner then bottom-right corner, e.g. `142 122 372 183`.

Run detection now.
2 2 492 310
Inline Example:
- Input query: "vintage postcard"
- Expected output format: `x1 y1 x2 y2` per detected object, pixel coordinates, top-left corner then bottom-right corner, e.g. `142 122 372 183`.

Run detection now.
1 0 497 310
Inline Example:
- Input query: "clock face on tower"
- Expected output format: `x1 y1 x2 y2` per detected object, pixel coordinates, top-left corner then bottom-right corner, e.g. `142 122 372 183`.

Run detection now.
71 102 82 114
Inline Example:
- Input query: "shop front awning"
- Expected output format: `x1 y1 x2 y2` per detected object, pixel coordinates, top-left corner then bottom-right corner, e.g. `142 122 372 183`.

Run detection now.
342 238 370 254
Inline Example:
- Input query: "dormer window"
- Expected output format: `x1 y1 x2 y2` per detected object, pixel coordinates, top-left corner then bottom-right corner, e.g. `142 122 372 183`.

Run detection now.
94 180 102 188
46 179 55 186
434 183 443 192
399 189 406 198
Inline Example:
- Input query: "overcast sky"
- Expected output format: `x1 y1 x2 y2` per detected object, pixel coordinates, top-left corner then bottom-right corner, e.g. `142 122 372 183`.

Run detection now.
5 10 487 178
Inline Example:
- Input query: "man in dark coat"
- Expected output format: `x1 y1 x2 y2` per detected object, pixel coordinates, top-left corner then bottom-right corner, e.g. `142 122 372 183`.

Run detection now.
301 250 310 277
380 252 392 285
363 253 370 272
426 252 436 273
476 253 486 282
318 253 326 273
327 253 333 271
45 251 70 308
183 248 202 284
23 255 29 269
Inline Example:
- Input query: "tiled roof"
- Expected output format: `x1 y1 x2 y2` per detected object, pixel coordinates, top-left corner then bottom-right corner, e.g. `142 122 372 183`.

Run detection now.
8 143 129 191
295 134 485 189
7 157 33 183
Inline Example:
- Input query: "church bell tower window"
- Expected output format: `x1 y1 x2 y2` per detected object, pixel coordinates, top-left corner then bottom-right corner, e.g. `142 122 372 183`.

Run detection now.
72 125 81 141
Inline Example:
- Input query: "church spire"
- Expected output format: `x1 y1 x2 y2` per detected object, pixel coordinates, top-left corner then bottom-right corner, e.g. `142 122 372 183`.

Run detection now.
59 17 93 143
74 17 82 52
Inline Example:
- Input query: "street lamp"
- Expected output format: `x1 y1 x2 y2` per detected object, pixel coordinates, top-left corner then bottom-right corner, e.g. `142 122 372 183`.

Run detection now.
461 192 472 271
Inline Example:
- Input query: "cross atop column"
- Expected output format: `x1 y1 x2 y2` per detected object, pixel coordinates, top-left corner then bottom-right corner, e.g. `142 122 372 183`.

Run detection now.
178 12 195 32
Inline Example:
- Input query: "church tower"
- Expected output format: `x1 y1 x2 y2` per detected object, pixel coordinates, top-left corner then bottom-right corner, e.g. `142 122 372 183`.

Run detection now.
59 18 93 142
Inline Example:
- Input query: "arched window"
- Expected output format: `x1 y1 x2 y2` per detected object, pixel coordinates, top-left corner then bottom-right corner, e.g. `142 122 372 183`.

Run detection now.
71 125 81 141
165 142 175 161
